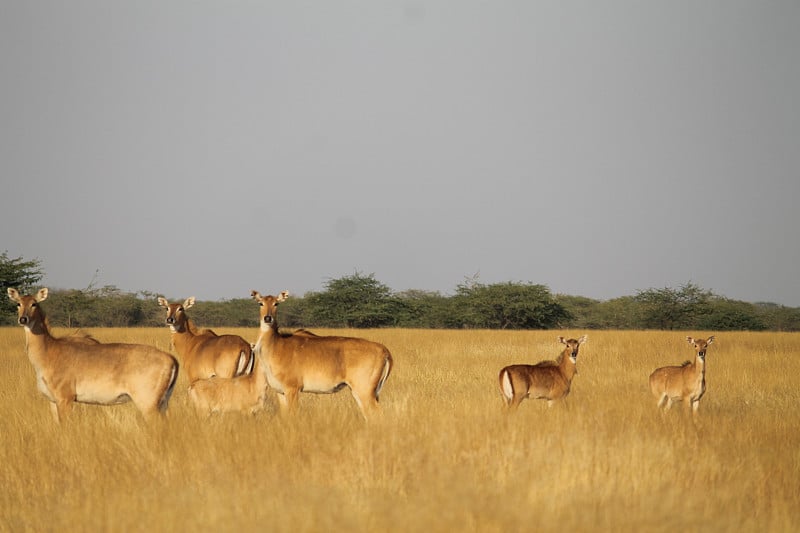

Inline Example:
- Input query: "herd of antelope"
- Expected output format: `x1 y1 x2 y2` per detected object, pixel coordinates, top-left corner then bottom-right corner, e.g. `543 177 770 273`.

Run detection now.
7 287 715 424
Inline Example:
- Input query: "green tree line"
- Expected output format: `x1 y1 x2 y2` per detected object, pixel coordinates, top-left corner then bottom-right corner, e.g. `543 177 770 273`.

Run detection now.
3 252 800 331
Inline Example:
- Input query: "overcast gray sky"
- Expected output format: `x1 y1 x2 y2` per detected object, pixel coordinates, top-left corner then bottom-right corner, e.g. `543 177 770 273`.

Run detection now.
2 1 799 305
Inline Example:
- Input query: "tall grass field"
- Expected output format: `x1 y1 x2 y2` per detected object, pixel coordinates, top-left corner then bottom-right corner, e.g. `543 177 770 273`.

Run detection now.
1 327 798 532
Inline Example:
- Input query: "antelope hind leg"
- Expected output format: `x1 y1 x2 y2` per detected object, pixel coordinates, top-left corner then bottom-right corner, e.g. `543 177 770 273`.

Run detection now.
656 393 668 409
55 399 73 423
509 394 526 410
49 402 60 423
350 388 380 421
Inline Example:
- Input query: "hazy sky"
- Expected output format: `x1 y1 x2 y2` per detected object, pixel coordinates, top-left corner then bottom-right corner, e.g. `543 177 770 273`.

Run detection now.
2 2 799 306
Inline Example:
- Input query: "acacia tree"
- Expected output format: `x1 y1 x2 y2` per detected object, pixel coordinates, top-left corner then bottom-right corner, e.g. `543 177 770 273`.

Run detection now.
756 303 800 331
635 282 712 330
394 289 451 328
0 252 44 293
449 281 569 329
304 272 397 327
1 252 45 325
696 297 766 331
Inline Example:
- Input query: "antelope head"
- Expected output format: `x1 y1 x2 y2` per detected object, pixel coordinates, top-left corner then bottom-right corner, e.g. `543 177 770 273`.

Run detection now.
251 290 289 331
157 296 196 333
7 288 48 331
559 335 588 364
687 336 714 362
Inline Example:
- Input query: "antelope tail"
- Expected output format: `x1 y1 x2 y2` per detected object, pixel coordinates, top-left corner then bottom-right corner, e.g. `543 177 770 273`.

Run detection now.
374 353 393 401
236 349 254 376
158 362 179 413
500 369 514 405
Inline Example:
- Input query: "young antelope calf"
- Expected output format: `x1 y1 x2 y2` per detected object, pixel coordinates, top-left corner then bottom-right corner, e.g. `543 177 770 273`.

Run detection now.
649 336 714 415
499 335 587 409
187 344 268 416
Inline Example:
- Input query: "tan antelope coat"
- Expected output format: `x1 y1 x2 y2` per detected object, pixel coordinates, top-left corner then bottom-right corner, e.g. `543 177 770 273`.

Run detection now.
158 297 253 383
499 335 587 409
187 330 317 416
187 343 267 416
252 290 393 419
649 336 714 414
8 288 179 423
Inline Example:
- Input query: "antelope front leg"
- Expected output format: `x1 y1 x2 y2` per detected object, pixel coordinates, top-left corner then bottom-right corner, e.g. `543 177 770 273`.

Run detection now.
275 392 289 413
277 388 299 415
285 388 299 411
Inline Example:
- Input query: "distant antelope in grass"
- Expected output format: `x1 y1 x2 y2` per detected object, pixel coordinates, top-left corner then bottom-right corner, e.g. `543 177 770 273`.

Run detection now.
251 290 393 420
8 288 179 423
157 297 253 383
649 336 714 415
499 335 587 409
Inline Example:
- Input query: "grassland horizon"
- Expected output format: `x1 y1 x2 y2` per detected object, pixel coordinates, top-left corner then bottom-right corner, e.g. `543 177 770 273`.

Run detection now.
1 327 798 532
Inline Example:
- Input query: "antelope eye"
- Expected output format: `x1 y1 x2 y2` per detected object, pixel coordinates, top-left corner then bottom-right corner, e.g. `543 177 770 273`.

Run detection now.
31 303 37 307
178 307 184 312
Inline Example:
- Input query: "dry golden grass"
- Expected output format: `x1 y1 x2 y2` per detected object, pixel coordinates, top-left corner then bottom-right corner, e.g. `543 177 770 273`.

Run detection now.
1 327 798 532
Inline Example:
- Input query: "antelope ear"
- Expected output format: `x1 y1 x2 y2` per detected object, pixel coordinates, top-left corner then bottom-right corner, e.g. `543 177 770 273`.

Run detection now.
7 288 20 302
36 288 49 302
686 336 695 344
277 291 290 303
251 290 262 300
184 297 196 309
578 335 588 344
157 297 169 308
558 336 566 345
707 336 715 345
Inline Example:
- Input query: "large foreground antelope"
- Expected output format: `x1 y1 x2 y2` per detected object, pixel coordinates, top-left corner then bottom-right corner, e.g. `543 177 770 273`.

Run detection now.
499 335 587 409
157 297 253 383
649 336 714 415
8 288 179 423
251 290 393 420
